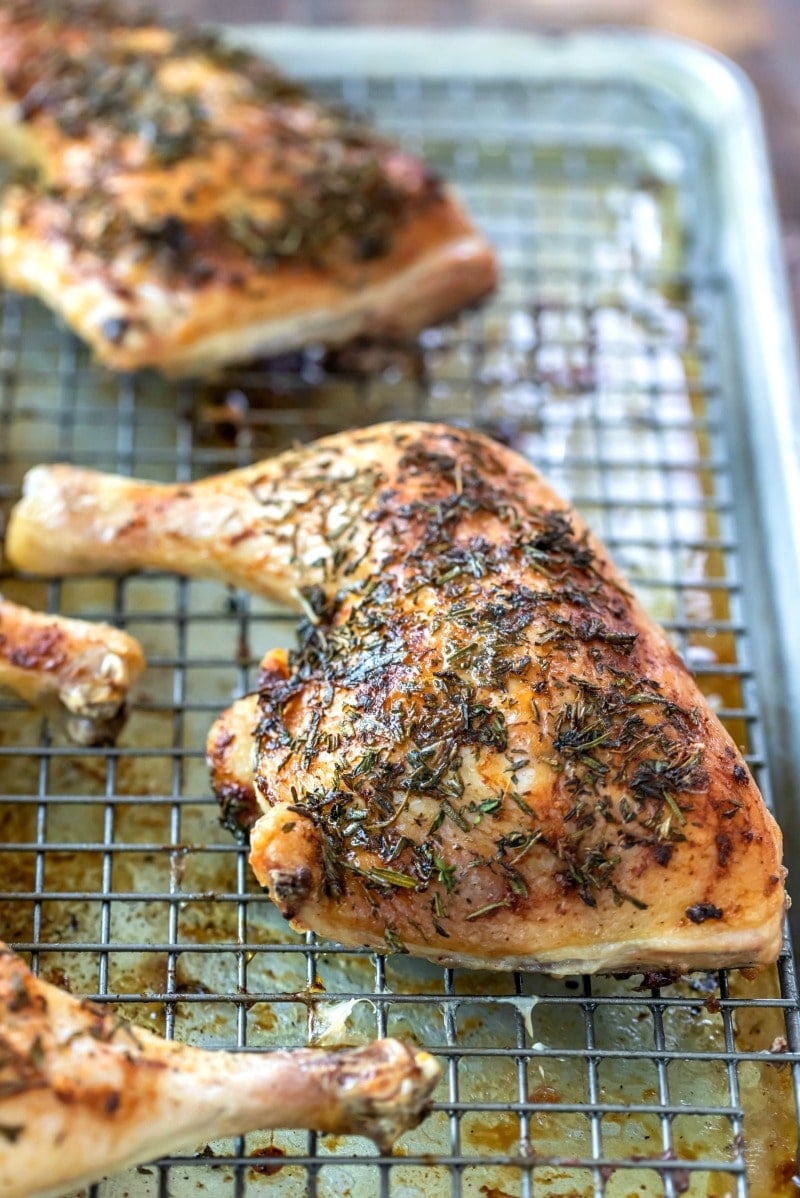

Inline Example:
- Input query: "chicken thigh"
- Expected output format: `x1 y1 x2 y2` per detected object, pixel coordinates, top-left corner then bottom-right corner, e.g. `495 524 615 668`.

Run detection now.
6 422 786 973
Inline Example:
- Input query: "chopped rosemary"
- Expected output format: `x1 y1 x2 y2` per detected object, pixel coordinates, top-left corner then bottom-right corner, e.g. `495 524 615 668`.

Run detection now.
367 866 418 890
465 901 512 922
244 428 715 931
434 855 457 892
383 927 407 954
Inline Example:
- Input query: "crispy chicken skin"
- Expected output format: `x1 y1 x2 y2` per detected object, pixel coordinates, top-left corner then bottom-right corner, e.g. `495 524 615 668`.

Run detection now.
0 942 440 1198
0 1 496 375
5 422 787 974
0 596 144 744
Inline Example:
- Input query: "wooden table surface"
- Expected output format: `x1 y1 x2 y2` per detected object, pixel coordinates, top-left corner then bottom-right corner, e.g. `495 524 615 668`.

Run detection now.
166 0 800 330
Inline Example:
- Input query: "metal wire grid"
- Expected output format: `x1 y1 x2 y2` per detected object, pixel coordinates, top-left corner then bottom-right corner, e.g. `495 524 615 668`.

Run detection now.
1 68 800 1198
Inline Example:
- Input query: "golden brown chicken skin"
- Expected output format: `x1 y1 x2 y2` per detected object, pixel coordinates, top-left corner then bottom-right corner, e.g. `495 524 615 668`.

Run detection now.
0 1 496 374
5 422 787 974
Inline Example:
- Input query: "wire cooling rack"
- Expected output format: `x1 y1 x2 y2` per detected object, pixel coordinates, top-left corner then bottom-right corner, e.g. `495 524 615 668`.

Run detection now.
2 32 800 1198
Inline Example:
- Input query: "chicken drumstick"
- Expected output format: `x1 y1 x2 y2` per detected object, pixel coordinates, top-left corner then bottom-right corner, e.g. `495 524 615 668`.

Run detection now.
0 942 440 1198
0 597 144 744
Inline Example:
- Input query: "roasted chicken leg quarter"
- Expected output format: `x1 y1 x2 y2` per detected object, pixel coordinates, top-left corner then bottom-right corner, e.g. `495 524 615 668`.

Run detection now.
0 597 144 744
6 422 787 974
0 942 440 1198
0 2 496 375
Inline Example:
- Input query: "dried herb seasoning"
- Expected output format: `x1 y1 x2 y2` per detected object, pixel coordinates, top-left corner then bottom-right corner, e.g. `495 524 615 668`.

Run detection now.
248 428 727 933
3 2 438 272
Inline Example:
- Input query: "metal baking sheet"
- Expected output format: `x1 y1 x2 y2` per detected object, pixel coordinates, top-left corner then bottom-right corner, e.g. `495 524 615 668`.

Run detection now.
1 27 800 1198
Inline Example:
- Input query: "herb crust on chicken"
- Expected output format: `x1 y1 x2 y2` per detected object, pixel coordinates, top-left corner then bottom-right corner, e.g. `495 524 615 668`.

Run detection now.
5 422 786 973
0 1 496 375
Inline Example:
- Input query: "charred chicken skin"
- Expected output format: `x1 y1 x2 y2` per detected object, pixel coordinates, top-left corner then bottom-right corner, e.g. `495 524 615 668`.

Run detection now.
0 1 496 375
5 422 786 974
0 942 440 1198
